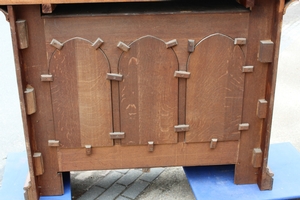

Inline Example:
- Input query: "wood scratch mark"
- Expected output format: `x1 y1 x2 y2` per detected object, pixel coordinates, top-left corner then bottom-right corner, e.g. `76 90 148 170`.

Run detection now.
126 104 137 110
218 70 228 80
60 55 66 64
128 57 139 65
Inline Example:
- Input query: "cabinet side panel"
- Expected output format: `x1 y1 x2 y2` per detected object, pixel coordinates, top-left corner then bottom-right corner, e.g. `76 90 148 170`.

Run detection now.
15 5 63 196
258 0 285 190
7 5 39 200
235 0 276 185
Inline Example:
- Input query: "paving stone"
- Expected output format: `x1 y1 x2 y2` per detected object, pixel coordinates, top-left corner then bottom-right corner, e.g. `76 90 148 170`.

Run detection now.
115 195 132 200
77 186 105 200
139 168 165 182
122 180 150 199
115 169 129 174
71 170 110 198
117 169 143 186
96 171 123 189
96 184 126 200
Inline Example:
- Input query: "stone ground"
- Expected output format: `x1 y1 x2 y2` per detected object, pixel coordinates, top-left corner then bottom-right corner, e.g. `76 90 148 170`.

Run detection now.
0 3 300 200
71 167 195 200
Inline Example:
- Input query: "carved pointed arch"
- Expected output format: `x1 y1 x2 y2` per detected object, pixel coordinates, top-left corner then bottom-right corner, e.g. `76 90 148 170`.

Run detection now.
186 33 246 143
118 35 179 145
49 38 113 148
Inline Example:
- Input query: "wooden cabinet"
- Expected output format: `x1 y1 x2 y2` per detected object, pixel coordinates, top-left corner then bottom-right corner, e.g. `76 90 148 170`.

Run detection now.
0 0 291 198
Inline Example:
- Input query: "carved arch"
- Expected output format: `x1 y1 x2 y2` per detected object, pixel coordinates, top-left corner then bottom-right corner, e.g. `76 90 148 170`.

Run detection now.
186 33 246 143
118 35 179 145
49 37 113 148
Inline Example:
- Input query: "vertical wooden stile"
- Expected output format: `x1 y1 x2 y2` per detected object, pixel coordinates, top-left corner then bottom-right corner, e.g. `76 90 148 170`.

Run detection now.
7 6 39 200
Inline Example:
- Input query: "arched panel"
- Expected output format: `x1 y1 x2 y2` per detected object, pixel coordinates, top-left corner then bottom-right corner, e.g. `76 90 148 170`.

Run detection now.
186 34 245 143
50 38 113 148
119 36 179 145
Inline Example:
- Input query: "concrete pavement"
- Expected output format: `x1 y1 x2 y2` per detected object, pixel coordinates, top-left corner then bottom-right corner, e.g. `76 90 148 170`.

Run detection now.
71 167 195 200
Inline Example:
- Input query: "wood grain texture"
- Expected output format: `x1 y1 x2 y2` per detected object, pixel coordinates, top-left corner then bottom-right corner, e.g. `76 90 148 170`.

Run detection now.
257 99 268 118
50 40 80 148
24 84 37 115
234 0 277 186
43 13 249 76
252 148 262 168
186 33 245 143
258 0 284 191
57 141 239 171
119 36 178 145
15 19 28 49
258 40 274 63
14 5 64 196
6 1 285 193
50 38 113 148
8 6 39 199
33 152 44 176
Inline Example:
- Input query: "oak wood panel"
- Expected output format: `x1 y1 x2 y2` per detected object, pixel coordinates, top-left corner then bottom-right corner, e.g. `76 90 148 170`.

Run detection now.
258 0 285 190
57 141 239 171
234 0 276 185
119 36 178 145
43 13 249 77
50 38 113 148
43 13 249 146
13 5 64 196
50 40 80 148
186 34 245 143
43 13 248 146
